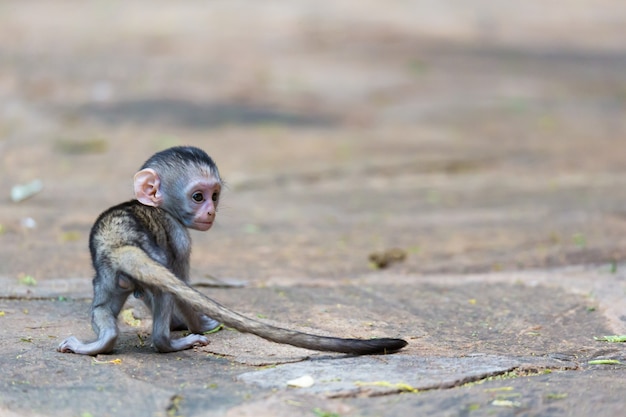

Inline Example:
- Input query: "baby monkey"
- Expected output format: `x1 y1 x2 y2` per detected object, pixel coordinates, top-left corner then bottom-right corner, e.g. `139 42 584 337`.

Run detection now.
58 146 407 356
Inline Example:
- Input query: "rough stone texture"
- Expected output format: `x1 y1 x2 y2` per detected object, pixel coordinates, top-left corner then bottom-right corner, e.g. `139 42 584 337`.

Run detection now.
237 354 577 397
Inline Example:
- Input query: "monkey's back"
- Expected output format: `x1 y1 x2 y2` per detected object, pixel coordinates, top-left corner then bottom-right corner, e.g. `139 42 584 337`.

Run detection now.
89 200 187 273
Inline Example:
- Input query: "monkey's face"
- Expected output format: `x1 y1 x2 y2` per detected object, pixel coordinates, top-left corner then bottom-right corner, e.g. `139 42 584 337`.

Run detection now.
183 176 221 231
134 159 222 231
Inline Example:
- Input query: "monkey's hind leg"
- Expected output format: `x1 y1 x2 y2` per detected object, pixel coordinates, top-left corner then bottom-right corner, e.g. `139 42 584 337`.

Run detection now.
151 292 210 353
58 279 129 355
170 302 221 333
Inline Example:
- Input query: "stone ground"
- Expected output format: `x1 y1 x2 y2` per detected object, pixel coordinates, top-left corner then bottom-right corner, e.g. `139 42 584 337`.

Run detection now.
1 1 626 416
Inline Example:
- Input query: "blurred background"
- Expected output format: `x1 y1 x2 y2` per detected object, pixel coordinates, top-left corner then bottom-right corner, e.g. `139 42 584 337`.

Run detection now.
1 0 626 285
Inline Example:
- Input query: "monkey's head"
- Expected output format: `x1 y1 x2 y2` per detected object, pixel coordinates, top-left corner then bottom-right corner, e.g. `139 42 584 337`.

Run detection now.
133 146 222 231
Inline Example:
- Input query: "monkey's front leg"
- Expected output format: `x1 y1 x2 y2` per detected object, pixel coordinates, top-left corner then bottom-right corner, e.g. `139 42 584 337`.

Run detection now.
151 292 209 352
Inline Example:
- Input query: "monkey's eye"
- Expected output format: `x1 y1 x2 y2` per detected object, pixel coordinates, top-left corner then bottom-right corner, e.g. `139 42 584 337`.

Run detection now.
211 192 219 202
192 192 204 202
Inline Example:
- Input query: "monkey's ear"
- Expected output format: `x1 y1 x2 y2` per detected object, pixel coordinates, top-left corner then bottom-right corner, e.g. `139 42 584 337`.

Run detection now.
133 168 163 207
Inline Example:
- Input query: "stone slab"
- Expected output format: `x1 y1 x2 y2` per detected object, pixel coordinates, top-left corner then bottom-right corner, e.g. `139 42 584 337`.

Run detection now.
237 354 576 397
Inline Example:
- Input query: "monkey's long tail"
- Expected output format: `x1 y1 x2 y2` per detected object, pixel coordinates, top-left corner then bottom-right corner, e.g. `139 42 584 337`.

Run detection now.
112 246 407 355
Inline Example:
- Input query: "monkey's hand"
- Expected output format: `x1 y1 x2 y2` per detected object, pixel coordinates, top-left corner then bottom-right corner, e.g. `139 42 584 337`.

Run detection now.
199 316 221 333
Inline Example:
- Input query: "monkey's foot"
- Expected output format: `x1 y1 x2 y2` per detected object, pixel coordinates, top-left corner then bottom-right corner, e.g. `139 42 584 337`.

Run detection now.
155 334 209 353
57 336 106 355
57 336 81 353
57 331 117 355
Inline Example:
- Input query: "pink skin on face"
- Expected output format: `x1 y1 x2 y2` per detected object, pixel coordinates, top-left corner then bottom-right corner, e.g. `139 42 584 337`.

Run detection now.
188 178 221 231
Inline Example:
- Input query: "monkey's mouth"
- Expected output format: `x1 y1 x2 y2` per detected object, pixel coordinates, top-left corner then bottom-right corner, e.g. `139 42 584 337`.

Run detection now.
195 221 213 230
